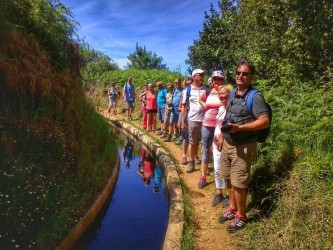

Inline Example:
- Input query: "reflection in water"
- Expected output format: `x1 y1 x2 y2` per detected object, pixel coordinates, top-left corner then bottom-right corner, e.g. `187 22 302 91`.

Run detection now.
76 137 168 250
122 137 134 169
137 149 165 193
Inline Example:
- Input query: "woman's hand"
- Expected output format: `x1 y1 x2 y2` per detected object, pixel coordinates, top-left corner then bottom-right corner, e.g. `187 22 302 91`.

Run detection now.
217 135 224 152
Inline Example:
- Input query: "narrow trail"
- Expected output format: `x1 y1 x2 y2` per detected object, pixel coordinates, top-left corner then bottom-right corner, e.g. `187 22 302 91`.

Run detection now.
101 110 238 250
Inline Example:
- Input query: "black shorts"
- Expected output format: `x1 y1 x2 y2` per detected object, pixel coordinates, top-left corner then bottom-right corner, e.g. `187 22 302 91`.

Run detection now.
146 109 157 114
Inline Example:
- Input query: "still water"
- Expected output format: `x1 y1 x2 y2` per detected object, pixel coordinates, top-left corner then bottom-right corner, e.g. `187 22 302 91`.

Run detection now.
75 137 169 250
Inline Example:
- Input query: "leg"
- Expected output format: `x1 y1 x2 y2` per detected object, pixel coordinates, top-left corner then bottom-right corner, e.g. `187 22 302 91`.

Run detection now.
234 186 248 217
147 113 151 131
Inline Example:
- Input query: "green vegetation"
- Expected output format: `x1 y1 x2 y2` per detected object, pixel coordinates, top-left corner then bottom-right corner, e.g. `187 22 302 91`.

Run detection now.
126 42 167 70
80 40 120 89
186 0 333 248
0 1 117 249
1 0 332 249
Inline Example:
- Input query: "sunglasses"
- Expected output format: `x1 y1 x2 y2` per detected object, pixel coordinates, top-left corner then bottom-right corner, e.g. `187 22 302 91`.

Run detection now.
175 82 180 84
236 71 251 76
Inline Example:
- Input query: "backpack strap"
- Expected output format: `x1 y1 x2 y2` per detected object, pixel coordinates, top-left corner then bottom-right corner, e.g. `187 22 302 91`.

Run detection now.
227 89 236 108
186 85 192 106
245 88 259 117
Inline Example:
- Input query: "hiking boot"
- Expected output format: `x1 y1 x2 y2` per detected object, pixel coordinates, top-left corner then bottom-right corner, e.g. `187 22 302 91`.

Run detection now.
181 155 187 165
218 208 236 223
186 161 195 173
160 133 168 138
194 155 201 165
197 176 206 189
175 139 182 145
163 134 171 142
211 194 223 207
221 195 230 208
156 131 163 136
227 214 248 233
172 134 178 141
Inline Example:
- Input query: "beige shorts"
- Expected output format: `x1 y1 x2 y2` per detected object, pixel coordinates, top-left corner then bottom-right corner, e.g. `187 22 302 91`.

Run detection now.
188 121 202 145
220 140 257 188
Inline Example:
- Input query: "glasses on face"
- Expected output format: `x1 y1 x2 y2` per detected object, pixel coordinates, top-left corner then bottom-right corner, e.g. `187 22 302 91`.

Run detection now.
175 82 180 84
186 82 192 84
236 71 251 77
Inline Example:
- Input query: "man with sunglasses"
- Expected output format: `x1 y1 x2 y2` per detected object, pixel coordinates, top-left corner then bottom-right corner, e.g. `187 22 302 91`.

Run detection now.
217 60 270 233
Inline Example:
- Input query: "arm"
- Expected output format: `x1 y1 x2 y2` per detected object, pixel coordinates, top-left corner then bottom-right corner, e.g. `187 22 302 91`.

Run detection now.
139 91 147 98
199 92 207 109
217 133 224 151
181 103 188 129
228 113 270 134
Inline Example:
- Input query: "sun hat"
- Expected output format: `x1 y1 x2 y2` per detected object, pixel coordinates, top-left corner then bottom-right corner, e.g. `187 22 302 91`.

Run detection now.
192 69 206 77
211 70 224 78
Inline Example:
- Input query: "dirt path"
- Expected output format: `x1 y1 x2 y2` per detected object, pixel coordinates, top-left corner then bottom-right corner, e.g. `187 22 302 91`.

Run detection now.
102 110 237 250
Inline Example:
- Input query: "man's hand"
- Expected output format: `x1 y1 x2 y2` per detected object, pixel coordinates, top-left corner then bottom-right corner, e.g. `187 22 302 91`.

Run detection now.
228 123 241 134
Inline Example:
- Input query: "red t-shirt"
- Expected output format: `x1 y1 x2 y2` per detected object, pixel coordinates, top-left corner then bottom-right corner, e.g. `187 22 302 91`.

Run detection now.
146 91 157 110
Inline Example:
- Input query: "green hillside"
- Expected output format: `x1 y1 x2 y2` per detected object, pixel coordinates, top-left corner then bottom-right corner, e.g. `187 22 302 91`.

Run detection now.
1 0 333 249
0 1 117 248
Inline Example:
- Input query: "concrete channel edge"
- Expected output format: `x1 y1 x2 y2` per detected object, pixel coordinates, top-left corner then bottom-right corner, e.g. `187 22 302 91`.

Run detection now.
56 119 183 250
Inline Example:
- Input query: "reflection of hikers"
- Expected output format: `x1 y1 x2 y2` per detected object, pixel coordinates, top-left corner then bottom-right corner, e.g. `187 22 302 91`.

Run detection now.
152 164 164 193
122 138 133 168
137 153 155 186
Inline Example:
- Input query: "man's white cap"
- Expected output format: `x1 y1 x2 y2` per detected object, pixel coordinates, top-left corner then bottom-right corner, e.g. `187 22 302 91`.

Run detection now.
211 70 224 78
192 69 205 77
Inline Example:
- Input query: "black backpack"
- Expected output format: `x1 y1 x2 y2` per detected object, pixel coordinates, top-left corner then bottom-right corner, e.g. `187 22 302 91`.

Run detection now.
229 88 272 143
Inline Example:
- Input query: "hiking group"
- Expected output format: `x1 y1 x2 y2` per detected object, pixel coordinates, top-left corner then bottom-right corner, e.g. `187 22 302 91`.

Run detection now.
110 60 271 233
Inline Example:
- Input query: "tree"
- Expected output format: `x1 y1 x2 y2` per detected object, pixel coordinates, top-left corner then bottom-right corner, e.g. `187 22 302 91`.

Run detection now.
126 43 167 70
79 40 119 87
186 1 237 74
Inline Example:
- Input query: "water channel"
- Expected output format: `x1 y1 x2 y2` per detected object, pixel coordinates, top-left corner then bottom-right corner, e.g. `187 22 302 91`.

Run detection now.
74 135 169 250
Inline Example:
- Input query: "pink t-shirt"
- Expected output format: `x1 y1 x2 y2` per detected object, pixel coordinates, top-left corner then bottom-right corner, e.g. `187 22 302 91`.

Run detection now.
146 91 157 110
202 89 223 127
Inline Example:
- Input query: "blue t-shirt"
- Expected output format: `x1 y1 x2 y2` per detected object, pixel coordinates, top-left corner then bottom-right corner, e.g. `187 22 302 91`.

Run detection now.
123 83 135 101
172 88 183 110
157 88 167 108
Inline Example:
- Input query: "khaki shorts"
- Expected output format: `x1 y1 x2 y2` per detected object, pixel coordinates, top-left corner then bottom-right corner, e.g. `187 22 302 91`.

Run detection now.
188 121 202 145
220 140 257 188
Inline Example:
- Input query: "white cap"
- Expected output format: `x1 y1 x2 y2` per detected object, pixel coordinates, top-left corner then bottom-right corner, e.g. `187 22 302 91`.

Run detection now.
192 69 205 77
211 70 223 78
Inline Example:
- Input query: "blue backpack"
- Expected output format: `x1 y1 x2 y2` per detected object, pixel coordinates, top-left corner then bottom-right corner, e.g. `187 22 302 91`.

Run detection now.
229 88 272 143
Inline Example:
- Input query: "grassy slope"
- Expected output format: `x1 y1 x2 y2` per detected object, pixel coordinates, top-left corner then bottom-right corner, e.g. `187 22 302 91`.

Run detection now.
0 29 117 249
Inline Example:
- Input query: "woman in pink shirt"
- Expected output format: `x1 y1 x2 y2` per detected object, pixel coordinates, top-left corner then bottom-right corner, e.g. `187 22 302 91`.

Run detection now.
142 83 158 132
197 71 224 189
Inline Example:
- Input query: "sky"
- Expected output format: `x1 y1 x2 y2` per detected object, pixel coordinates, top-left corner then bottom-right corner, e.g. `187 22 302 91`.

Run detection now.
61 0 217 74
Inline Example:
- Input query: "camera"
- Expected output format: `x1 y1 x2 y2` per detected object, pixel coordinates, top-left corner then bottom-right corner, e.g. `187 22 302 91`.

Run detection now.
221 120 232 133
